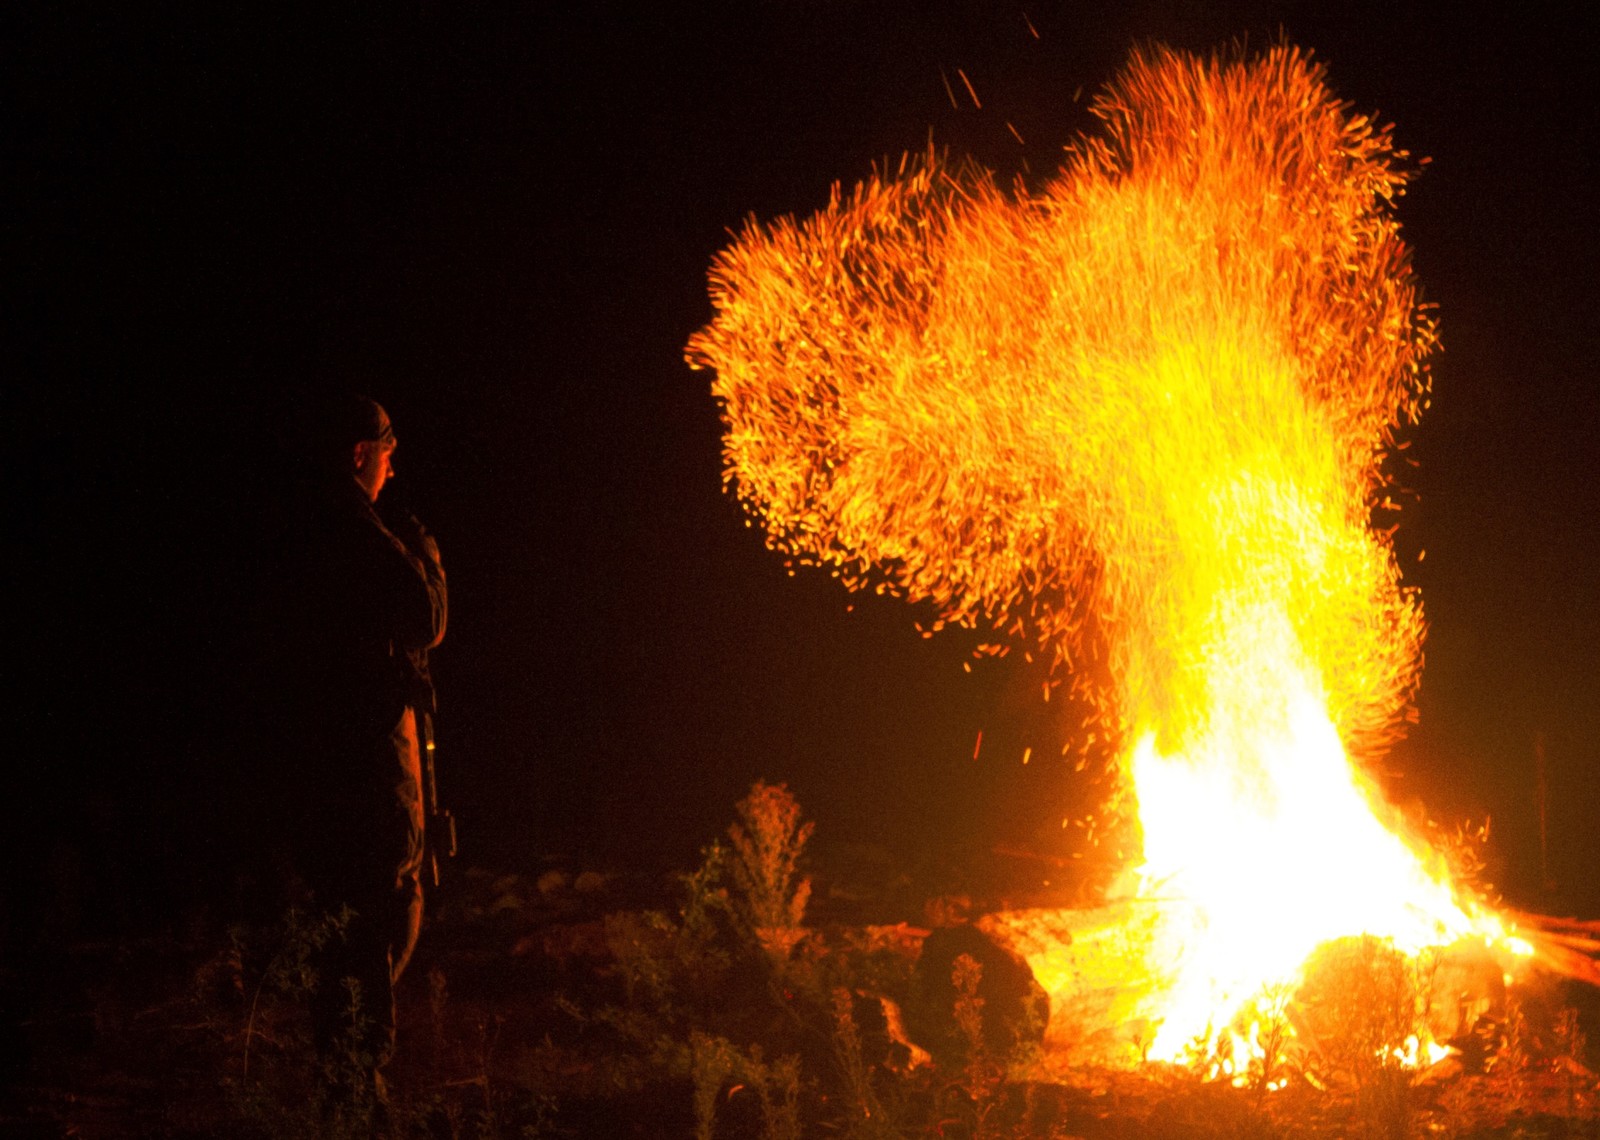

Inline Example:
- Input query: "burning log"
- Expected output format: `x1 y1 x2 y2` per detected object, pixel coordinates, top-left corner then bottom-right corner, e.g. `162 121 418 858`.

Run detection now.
905 923 1048 1065
1502 911 1600 988
978 904 1165 1067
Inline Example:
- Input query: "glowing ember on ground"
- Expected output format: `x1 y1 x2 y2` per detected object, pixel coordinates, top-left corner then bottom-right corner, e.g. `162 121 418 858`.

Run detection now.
688 45 1536 1069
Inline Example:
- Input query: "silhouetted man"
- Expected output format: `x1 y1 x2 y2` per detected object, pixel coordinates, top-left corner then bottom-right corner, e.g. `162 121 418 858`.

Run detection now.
285 394 446 1098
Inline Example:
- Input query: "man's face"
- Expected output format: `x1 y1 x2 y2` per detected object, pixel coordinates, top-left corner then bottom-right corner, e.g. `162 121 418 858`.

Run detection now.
353 437 396 502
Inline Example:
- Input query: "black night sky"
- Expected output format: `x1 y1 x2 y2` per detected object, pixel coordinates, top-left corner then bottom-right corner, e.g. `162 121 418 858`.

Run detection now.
8 3 1597 929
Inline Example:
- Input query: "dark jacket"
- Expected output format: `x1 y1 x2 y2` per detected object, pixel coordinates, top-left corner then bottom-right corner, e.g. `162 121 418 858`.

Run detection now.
288 479 447 749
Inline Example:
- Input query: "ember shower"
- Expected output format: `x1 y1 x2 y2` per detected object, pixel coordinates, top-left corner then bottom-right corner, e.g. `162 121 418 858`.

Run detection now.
688 46 1522 1061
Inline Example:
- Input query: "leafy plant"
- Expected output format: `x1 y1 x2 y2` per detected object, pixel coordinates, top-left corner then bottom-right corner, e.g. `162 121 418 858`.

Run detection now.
238 905 352 1079
725 781 815 964
945 953 1006 1140
831 986 905 1140
1293 935 1425 1139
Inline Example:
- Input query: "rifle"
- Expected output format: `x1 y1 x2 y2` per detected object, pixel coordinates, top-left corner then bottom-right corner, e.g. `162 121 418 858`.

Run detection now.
417 707 457 887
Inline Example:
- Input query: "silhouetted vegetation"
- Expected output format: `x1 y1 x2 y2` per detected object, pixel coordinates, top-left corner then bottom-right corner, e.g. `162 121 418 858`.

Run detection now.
7 783 1598 1138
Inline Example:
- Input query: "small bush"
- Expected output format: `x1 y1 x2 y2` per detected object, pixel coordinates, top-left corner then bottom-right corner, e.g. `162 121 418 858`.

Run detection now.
726 781 815 964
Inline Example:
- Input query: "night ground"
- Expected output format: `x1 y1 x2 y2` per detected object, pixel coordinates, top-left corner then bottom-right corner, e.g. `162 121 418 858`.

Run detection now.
6 2 1598 1134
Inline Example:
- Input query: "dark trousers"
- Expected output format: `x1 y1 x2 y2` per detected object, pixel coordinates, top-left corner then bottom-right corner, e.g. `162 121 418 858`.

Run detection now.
300 708 425 1070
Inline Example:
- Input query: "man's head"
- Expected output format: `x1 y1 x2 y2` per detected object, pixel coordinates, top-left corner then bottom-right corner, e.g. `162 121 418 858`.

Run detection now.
330 394 398 502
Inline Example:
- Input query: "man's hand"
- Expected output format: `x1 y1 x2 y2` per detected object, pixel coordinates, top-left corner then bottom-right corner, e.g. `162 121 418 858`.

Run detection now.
385 508 442 568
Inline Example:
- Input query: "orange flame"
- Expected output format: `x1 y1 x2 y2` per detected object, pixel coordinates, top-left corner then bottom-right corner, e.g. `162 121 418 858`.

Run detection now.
688 44 1525 1066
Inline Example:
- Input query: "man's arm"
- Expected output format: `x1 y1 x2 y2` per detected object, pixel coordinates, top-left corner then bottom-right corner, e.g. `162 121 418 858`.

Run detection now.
368 507 447 652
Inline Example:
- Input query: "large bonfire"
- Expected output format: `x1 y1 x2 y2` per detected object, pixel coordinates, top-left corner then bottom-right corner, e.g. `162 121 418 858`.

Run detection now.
687 45 1571 1073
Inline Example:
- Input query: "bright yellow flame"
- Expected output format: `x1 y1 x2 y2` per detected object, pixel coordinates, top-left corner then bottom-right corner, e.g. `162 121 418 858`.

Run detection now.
1130 664 1504 1060
688 44 1525 1069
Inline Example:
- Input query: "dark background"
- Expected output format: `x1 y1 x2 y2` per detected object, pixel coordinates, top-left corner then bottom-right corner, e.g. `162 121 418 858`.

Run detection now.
8 3 1596 928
